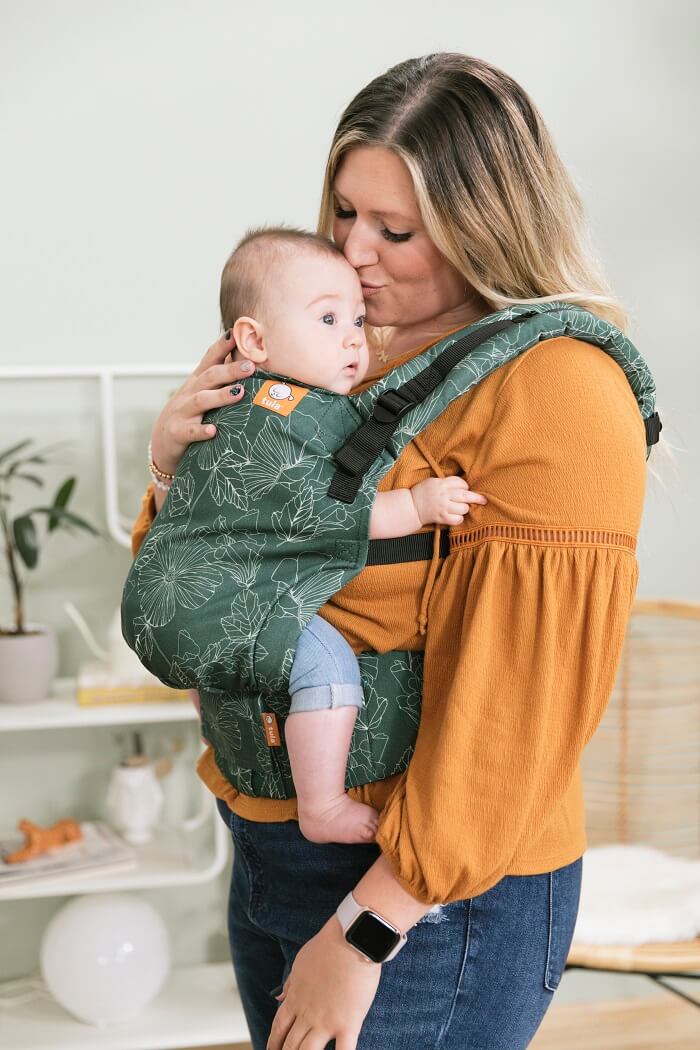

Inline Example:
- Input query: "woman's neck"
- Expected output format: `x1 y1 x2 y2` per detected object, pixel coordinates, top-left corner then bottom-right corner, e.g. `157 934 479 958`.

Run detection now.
382 295 491 362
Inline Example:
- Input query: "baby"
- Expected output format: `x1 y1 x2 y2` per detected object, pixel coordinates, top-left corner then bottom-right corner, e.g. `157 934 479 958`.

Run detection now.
198 227 485 845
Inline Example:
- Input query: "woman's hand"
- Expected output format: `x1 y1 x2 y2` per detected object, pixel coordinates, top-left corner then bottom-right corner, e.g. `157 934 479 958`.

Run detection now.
267 917 381 1050
150 330 255 476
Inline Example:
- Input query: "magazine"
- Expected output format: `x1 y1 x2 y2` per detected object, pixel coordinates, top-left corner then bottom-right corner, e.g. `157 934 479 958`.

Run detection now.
0 821 136 885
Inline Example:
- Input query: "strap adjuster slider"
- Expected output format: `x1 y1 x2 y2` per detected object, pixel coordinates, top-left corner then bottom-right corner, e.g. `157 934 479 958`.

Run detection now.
373 389 413 424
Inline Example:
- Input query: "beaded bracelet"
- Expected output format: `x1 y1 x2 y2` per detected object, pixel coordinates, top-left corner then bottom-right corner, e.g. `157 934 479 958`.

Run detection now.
149 467 172 492
148 440 176 480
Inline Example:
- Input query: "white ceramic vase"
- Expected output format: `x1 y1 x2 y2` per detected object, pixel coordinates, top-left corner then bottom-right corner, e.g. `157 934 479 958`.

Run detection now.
106 760 164 845
0 624 58 704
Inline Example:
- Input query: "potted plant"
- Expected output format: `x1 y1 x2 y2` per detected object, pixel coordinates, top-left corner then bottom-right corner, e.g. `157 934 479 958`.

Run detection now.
0 439 99 704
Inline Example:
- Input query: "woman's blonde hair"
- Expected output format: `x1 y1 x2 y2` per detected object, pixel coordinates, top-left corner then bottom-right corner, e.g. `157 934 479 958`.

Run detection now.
318 53 627 330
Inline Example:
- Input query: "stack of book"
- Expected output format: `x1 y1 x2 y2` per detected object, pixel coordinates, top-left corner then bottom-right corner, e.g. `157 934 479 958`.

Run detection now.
0 822 136 887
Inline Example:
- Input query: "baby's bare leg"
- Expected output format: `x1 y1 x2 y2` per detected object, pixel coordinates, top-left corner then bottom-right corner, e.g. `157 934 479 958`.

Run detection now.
284 708 378 844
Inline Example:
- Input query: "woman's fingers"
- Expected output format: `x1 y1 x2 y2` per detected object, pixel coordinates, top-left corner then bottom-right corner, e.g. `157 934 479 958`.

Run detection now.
266 1005 301 1050
196 359 255 392
193 329 236 377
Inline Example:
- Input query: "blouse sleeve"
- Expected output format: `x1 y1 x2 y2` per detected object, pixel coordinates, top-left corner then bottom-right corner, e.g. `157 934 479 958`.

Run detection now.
374 338 648 904
131 484 157 557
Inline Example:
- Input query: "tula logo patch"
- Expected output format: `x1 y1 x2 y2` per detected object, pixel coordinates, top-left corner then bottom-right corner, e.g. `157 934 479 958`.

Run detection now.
253 380 309 416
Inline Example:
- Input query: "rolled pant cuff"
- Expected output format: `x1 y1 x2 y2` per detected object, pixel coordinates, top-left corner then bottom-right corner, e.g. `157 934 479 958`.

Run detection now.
288 683 364 713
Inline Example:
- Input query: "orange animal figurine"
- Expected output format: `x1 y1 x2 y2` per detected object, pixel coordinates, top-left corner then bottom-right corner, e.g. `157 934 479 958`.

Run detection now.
4 819 82 863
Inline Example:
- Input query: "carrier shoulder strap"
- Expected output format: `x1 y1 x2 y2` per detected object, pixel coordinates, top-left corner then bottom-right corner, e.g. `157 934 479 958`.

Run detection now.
328 312 661 505
328 317 515 503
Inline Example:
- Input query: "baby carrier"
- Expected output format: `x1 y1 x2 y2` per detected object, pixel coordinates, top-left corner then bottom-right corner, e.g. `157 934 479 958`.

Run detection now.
121 303 660 799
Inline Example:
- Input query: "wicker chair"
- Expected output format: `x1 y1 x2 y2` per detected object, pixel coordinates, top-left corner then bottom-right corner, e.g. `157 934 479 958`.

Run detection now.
567 600 700 1008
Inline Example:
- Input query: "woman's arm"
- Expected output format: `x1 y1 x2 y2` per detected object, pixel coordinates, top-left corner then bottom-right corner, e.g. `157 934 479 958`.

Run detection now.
374 338 648 903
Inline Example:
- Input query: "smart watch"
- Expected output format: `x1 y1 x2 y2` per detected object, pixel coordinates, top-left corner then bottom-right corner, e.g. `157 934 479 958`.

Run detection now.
335 891 407 964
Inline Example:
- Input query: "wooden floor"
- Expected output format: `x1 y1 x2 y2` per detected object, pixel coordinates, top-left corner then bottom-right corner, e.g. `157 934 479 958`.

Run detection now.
531 996 700 1049
191 995 700 1050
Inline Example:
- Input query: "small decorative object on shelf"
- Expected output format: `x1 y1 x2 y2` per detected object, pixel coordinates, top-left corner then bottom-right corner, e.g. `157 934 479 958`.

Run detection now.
106 733 166 845
39 892 171 1025
0 438 99 704
3 818 82 863
64 602 190 706
0 820 135 886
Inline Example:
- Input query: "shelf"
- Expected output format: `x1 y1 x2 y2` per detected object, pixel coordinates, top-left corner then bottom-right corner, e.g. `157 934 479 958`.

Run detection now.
0 962 249 1049
0 680 198 732
0 815 230 900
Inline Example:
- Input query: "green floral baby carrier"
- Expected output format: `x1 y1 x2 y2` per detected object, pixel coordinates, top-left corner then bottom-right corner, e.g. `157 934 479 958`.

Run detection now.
121 303 660 799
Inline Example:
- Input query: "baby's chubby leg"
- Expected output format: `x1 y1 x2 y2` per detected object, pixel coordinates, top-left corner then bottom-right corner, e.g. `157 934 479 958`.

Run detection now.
286 615 379 844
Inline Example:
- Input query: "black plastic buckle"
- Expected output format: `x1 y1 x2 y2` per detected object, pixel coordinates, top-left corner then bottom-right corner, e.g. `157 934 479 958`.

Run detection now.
644 411 662 446
373 389 414 425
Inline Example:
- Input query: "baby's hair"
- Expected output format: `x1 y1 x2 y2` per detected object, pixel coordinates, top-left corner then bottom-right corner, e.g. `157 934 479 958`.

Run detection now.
220 225 345 330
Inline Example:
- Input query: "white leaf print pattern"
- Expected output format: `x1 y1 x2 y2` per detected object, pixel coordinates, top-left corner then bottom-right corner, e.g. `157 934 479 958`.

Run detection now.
137 536 223 627
222 592 271 651
240 416 315 499
167 471 195 517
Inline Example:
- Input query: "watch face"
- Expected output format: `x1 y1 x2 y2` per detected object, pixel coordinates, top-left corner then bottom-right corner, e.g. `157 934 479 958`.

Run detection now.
346 911 401 963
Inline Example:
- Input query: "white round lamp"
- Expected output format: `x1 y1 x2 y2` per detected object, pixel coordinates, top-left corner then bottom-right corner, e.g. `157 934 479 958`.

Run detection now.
40 893 171 1026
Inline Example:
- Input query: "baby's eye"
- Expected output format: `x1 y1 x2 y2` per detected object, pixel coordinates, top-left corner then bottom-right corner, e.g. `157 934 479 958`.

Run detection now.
354 316 365 328
322 313 335 325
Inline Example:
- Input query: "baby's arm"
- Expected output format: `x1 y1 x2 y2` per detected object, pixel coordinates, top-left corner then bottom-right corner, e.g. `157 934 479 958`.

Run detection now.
368 478 487 539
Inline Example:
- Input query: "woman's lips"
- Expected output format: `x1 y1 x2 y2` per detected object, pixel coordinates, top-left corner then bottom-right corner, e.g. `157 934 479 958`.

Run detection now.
360 283 383 298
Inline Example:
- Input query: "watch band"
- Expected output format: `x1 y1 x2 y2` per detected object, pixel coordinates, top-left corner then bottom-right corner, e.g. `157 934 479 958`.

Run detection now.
336 891 408 964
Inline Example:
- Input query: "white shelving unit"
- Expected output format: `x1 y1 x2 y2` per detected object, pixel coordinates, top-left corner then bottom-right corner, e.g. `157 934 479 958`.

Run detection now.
0 682 250 1050
0 963 249 1050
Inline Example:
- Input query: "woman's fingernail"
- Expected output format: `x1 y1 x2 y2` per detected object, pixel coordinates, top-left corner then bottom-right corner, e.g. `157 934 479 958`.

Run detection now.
240 361 253 373
224 329 231 341
268 983 284 999
230 385 243 397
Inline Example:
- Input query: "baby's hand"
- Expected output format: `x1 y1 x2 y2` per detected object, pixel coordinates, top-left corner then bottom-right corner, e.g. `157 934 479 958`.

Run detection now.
410 477 487 526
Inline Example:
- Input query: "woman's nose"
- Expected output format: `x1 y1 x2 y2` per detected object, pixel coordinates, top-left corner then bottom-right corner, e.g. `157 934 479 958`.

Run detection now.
341 220 379 270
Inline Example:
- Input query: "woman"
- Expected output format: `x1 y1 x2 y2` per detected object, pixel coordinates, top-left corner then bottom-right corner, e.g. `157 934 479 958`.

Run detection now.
132 54 648 1049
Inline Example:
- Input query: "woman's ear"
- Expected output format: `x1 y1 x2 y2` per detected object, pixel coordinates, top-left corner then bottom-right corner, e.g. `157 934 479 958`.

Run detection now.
232 317 267 363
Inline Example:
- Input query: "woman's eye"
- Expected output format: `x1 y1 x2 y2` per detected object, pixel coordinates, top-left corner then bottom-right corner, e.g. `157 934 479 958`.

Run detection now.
334 206 356 220
381 227 412 244
322 313 335 325
354 316 365 328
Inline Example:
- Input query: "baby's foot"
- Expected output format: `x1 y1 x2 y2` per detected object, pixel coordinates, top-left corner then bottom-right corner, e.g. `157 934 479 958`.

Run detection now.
297 795 379 845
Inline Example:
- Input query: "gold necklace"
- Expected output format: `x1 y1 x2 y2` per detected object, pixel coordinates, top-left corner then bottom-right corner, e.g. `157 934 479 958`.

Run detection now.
375 343 390 365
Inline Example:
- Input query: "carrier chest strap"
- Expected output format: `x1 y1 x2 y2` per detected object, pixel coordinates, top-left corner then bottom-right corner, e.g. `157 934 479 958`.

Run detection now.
327 317 519 504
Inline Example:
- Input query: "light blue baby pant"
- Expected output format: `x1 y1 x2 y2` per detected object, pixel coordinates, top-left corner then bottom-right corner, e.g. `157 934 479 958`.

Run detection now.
288 613 364 713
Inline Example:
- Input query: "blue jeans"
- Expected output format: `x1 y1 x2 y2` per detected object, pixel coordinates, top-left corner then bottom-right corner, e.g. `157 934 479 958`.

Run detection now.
217 802 582 1050
288 614 364 713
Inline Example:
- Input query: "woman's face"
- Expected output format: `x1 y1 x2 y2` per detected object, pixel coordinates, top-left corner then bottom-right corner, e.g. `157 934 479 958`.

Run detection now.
332 147 467 330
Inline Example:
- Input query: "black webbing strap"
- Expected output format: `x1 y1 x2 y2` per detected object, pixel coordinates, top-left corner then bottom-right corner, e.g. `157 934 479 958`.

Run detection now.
644 411 662 457
366 529 450 566
328 317 518 504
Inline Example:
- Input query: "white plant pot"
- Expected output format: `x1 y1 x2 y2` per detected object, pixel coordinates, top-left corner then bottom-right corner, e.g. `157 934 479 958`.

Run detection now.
0 624 59 704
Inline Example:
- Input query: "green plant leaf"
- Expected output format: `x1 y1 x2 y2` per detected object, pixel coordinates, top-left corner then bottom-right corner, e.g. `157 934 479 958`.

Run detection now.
48 477 76 531
13 515 39 568
0 440 33 466
29 506 100 537
13 473 43 487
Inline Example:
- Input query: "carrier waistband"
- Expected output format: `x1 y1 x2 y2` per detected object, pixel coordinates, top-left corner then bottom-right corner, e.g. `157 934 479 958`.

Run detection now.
365 529 450 566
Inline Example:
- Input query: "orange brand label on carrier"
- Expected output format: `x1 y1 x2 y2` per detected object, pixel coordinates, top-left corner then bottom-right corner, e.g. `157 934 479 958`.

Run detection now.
253 380 309 417
262 712 281 747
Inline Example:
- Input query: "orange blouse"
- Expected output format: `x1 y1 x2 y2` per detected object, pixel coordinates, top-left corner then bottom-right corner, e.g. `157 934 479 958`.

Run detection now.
132 335 646 905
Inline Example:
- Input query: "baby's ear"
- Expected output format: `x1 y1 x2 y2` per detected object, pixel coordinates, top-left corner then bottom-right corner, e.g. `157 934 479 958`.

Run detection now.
232 317 267 363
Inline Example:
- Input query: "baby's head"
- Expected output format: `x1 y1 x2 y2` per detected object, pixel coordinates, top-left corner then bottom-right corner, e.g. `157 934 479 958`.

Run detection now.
220 227 369 394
